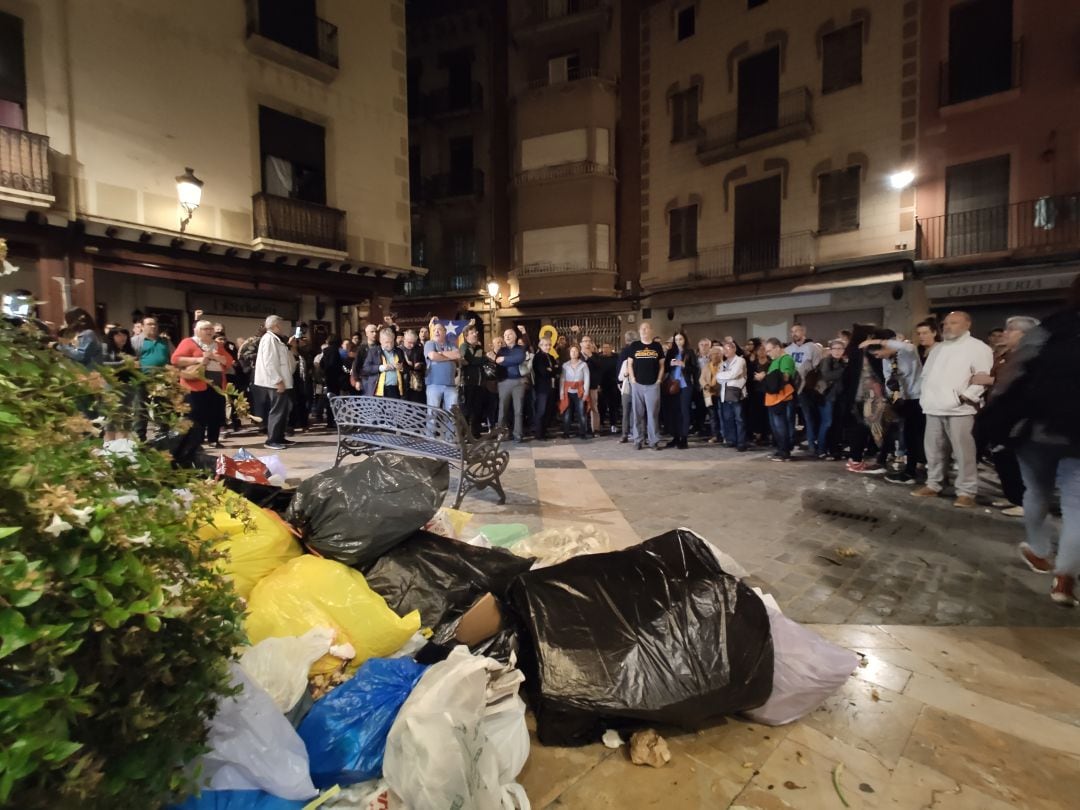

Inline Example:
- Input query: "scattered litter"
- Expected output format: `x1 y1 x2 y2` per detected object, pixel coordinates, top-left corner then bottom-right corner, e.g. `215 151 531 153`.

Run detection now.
783 781 806 790
217 452 271 485
742 762 754 769
245 556 420 675
239 628 337 713
320 780 394 809
859 783 876 794
858 656 869 668
510 524 610 567
871 689 881 702
286 455 449 566
816 555 843 566
834 547 859 558
601 730 624 749
796 751 806 766
310 667 349 702
833 763 850 807
170 790 307 809
629 730 671 769
424 507 473 539
476 523 531 549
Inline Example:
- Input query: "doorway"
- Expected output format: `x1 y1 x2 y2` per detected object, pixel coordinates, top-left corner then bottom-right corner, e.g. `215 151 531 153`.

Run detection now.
737 47 780 141
734 175 782 275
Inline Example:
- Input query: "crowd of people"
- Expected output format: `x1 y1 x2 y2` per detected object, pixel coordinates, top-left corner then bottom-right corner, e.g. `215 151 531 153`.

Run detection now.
30 274 1080 608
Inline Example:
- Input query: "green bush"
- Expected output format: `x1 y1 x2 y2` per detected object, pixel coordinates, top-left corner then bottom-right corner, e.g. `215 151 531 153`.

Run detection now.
0 319 246 808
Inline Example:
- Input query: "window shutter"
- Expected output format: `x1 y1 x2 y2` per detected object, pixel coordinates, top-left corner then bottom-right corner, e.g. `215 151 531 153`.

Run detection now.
686 204 698 256
669 208 683 258
822 23 863 94
818 167 860 233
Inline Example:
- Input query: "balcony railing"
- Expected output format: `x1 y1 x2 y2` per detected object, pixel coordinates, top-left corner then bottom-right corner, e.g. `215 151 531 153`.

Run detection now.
252 192 346 252
0 126 52 197
523 67 615 92
516 261 614 277
939 39 1022 107
916 194 1080 261
397 265 487 298
246 0 339 70
514 160 616 186
423 82 484 118
696 87 813 165
426 170 485 201
514 0 611 41
690 231 817 279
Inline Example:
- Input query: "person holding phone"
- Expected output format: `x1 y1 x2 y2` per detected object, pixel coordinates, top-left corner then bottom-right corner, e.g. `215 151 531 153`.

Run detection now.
361 326 407 398
171 319 234 448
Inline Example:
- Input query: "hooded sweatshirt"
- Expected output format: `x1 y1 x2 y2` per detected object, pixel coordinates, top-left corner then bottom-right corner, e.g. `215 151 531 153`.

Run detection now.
918 332 993 417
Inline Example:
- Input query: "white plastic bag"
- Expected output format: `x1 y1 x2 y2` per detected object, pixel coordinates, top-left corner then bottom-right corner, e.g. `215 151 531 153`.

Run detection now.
325 778 402 809
744 607 859 726
238 627 336 712
198 664 318 799
511 525 610 568
383 647 530 810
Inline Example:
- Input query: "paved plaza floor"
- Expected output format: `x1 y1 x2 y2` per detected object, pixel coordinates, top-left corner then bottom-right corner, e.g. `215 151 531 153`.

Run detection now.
225 427 1080 809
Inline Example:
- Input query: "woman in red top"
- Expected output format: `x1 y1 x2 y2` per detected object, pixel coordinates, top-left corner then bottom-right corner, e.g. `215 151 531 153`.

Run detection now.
172 319 235 448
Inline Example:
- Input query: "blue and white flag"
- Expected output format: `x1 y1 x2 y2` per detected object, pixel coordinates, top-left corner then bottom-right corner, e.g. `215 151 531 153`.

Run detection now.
430 318 471 346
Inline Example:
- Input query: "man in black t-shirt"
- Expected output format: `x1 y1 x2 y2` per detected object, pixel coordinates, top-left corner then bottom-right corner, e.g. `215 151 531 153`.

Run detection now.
627 322 665 450
597 342 620 432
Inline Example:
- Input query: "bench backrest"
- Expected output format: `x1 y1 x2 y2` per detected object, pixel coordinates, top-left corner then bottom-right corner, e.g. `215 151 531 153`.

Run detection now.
330 395 459 445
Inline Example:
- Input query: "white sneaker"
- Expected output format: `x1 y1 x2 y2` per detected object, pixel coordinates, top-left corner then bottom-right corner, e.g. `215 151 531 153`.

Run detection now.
1001 505 1024 517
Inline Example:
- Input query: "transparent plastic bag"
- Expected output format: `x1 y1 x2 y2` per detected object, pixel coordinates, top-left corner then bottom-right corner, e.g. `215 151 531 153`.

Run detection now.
238 628 336 713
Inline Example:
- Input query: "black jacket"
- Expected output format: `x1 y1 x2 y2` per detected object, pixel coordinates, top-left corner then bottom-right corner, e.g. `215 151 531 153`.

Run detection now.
319 346 349 394
533 351 558 390
664 346 698 391
461 341 488 387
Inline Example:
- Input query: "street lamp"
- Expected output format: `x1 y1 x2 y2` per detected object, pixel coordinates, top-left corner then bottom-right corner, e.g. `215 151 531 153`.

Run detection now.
176 167 204 232
889 170 915 190
485 279 500 338
486 280 500 298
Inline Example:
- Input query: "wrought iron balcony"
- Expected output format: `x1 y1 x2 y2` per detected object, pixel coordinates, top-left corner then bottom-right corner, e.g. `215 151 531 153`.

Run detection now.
689 231 817 280
397 265 487 298
252 192 346 252
513 261 618 301
0 126 52 201
513 160 616 186
423 82 484 118
939 39 1022 107
521 67 615 93
916 194 1080 261
245 0 338 78
514 0 611 44
696 87 813 166
426 170 485 201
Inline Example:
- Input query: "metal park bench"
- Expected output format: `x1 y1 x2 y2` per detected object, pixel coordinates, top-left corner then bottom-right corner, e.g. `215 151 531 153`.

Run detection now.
329 395 509 509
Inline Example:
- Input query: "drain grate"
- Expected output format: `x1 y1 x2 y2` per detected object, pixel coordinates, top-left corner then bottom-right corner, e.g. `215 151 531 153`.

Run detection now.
821 508 880 524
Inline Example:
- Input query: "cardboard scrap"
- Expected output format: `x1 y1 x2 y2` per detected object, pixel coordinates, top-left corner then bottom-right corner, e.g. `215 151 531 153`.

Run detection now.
629 729 672 768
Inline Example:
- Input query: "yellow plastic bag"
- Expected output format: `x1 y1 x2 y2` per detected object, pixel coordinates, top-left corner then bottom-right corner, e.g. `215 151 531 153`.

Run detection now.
245 556 421 675
197 500 303 599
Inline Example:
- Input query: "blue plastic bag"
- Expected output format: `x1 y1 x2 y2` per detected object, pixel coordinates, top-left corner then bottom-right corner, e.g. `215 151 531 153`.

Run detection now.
298 656 427 788
171 790 306 810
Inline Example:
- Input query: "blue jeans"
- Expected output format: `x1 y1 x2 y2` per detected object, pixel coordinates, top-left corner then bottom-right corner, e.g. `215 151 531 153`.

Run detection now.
1017 443 1080 577
819 399 836 455
768 399 795 458
720 399 747 449
708 401 723 440
562 392 587 437
795 391 822 454
426 384 458 410
533 385 552 438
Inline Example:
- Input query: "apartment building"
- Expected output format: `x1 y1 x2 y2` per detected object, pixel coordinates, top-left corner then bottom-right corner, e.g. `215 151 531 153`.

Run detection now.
0 0 412 342
394 0 510 333
641 0 924 344
915 0 1080 335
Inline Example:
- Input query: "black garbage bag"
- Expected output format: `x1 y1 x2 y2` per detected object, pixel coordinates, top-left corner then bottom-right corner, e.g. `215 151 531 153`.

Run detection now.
286 454 450 566
220 477 296 516
360 530 533 636
506 528 774 746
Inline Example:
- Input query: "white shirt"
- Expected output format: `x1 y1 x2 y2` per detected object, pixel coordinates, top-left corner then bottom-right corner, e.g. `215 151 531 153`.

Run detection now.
254 331 296 389
918 332 994 416
716 354 747 401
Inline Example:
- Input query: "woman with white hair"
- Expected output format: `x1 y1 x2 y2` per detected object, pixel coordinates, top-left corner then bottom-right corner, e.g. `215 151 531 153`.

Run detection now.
171 319 235 448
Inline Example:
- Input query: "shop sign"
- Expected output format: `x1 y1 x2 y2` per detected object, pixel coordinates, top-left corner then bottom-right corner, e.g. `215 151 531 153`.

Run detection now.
927 273 1074 300
188 293 299 321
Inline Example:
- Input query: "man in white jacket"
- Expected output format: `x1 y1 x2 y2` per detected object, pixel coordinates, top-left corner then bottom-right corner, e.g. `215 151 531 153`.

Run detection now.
255 314 297 450
911 311 994 507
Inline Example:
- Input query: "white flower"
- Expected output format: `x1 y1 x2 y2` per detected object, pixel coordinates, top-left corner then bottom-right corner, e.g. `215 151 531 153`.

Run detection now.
112 491 140 507
161 581 184 598
67 505 95 526
127 532 153 547
44 514 73 537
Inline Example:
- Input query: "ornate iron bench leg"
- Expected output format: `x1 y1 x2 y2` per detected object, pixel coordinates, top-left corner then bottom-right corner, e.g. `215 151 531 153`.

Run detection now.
489 473 507 505
452 465 469 509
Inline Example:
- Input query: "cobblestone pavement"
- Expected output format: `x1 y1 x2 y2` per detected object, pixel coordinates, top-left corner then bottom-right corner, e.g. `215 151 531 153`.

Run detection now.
228 426 1078 628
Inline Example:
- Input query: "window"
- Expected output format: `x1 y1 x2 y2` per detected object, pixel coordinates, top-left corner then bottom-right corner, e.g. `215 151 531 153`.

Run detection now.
254 0 319 60
668 205 698 259
411 234 426 267
448 231 477 270
408 145 422 200
0 11 26 129
671 87 699 142
822 23 863 94
945 0 1014 105
737 48 779 140
677 6 695 41
818 166 861 234
548 52 581 84
449 136 474 194
734 176 781 274
259 106 327 204
945 155 1009 256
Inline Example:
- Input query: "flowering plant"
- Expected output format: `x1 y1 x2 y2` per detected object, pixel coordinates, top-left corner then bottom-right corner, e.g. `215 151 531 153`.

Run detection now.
0 319 246 808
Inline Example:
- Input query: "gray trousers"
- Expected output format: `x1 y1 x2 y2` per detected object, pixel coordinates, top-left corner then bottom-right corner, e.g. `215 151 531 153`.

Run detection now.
631 381 661 447
498 378 525 440
264 386 293 445
924 414 978 497
621 389 634 438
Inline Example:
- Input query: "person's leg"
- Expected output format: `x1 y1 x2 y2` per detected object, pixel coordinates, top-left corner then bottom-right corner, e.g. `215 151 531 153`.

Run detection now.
819 399 834 456
720 402 735 446
510 380 524 440
1016 444 1059 562
532 388 546 439
444 385 459 410
206 389 225 444
948 415 979 498
496 380 511 430
425 384 442 409
576 393 588 438
678 386 692 442
902 400 925 476
266 390 287 444
992 448 1025 506
767 405 788 457
133 382 148 441
644 383 661 447
1054 456 1080 578
733 400 747 449
923 415 948 492
631 383 646 445
622 391 634 439
588 389 599 434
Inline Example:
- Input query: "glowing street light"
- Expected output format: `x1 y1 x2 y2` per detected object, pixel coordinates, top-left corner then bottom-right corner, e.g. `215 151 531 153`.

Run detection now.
175 167 204 232
889 170 915 190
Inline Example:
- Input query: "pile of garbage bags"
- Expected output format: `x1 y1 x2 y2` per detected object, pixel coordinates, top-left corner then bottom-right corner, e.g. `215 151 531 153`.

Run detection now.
177 452 858 809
